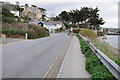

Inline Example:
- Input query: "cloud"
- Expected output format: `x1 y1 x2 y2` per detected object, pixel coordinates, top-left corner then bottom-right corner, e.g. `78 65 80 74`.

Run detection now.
1 0 119 3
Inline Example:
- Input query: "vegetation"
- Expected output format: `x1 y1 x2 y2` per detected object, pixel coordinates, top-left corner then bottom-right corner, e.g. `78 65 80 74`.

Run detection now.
55 27 63 33
90 39 120 66
1 1 47 23
1 1 24 23
15 2 24 12
1 8 16 23
2 27 27 36
79 29 120 65
76 34 115 79
79 29 98 39
27 24 49 39
63 24 77 29
2 24 49 39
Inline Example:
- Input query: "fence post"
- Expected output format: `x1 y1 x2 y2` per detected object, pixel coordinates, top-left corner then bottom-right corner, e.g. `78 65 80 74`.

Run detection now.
25 33 28 39
2 34 6 44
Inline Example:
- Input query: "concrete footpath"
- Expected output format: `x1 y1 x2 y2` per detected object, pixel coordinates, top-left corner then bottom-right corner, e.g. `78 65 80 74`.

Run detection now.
0 38 25 45
57 36 91 78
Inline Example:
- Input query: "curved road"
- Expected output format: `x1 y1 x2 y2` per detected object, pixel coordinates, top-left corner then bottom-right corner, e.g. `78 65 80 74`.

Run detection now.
2 33 71 78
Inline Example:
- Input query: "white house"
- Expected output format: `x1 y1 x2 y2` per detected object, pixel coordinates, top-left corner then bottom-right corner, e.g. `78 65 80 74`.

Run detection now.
42 21 63 33
21 6 42 21
10 11 20 17
29 21 66 33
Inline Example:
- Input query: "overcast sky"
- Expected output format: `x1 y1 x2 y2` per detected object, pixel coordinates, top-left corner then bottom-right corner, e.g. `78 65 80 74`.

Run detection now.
2 0 120 28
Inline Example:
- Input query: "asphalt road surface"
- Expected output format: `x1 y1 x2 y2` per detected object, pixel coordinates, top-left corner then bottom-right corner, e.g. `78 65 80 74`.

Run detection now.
2 33 71 78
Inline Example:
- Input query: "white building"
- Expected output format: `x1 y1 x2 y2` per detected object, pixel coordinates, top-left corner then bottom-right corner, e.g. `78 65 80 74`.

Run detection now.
29 21 66 33
42 21 65 33
21 6 42 21
10 11 20 17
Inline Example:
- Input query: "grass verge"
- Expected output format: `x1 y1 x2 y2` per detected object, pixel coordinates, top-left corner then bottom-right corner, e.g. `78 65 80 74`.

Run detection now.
79 29 120 66
90 39 120 66
79 29 98 39
76 34 116 79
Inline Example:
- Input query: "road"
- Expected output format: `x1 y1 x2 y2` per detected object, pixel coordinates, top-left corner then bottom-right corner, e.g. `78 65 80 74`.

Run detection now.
2 33 71 78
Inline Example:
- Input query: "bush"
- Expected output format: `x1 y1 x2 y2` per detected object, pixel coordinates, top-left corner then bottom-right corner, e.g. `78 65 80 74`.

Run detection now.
64 23 77 29
79 29 98 39
73 29 80 34
76 34 116 79
64 23 70 29
27 24 49 39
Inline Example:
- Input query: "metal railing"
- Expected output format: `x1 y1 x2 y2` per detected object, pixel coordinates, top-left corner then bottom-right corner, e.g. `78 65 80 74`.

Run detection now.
79 34 120 80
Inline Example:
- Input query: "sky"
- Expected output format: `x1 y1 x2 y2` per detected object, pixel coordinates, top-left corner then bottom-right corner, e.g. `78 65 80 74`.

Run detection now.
1 0 120 28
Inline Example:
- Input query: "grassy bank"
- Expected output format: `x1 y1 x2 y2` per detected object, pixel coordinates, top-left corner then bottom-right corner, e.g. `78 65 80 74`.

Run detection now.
79 29 120 66
2 23 49 39
79 29 98 39
90 39 120 66
76 34 115 79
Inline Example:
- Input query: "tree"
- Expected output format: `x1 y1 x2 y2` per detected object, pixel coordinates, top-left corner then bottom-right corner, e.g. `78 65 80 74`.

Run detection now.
2 8 14 17
59 11 70 23
31 5 37 7
88 7 105 30
51 16 60 21
38 8 46 13
2 8 16 23
25 4 29 8
80 7 89 26
42 14 46 21
15 2 24 12
57 7 105 29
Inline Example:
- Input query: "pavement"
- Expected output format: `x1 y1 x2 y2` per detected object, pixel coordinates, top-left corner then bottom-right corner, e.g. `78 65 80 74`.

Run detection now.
1 38 25 45
2 33 71 78
57 36 91 78
0 46 1 79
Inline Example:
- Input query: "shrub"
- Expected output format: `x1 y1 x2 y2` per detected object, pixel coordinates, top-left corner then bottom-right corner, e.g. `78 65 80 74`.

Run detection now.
64 23 77 29
27 24 49 39
64 23 70 29
55 27 63 33
73 29 80 34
